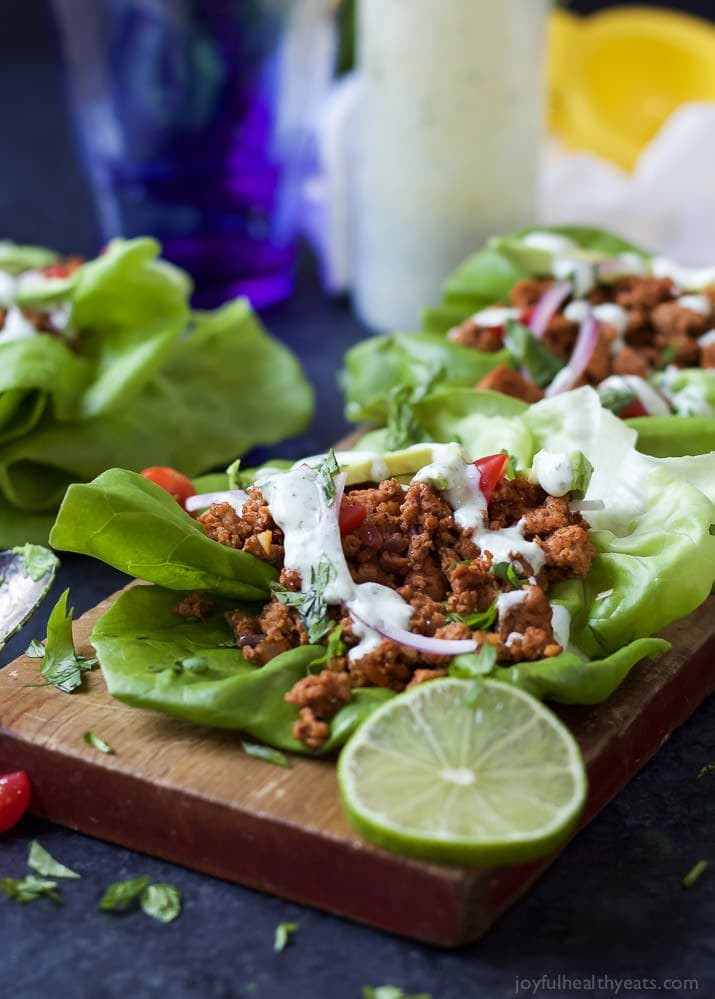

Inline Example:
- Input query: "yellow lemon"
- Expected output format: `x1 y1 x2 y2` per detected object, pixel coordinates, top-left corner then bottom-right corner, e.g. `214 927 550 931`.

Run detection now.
548 6 715 170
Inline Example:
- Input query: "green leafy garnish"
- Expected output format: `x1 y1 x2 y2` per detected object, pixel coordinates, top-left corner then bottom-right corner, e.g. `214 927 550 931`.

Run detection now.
445 603 497 630
38 589 97 693
598 384 637 415
140 883 182 923
316 449 340 502
308 624 346 672
98 876 151 912
25 638 46 658
499 449 517 480
11 544 59 582
450 643 498 680
27 840 80 879
362 987 432 999
659 342 678 368
242 741 291 768
273 921 299 952
83 731 115 755
271 560 334 642
490 562 526 588
1 875 63 904
503 319 563 388
682 860 708 888
569 450 594 498
385 385 427 452
697 762 715 779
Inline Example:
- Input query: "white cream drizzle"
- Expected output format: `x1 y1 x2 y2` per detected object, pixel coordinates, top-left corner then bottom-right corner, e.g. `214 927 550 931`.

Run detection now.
676 294 712 317
0 307 38 344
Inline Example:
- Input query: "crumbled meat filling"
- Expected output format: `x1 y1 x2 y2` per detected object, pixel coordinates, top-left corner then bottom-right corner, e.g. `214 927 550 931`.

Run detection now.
449 273 715 406
197 473 595 748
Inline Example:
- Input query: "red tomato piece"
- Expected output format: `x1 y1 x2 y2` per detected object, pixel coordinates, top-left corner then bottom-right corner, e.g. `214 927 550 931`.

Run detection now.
141 466 197 508
42 256 83 279
338 497 367 535
0 771 31 833
474 452 510 503
620 399 649 419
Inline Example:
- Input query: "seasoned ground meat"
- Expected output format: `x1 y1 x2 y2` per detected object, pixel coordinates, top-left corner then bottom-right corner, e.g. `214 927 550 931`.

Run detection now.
172 593 214 620
204 468 596 747
199 488 284 564
451 270 714 405
407 668 447 688
226 600 308 665
447 318 504 352
476 363 545 403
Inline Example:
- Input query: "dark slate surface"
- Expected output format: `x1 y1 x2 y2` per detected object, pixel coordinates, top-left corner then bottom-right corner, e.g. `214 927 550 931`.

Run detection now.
1 3 714 997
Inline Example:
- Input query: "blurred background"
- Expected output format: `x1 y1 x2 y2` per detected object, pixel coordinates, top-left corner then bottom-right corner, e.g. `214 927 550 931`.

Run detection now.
2 0 715 326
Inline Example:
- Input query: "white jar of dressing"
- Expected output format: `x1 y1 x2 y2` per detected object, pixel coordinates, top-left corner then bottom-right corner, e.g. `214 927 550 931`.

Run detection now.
353 0 550 332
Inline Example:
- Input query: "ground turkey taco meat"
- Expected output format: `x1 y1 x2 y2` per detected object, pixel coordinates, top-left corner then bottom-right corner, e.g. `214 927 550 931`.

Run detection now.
178 448 595 749
448 267 715 414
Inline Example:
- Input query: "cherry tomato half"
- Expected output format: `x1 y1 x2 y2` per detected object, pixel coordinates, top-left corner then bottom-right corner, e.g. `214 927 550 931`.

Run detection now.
0 771 31 833
141 466 197 509
338 497 368 535
42 256 83 279
620 399 649 419
474 452 510 503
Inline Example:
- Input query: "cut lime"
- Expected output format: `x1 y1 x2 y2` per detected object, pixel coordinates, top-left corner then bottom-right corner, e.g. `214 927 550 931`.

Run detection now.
338 678 587 866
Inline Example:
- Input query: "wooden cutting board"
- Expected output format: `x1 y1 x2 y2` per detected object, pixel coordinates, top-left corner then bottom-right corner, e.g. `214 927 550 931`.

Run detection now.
0 589 713 947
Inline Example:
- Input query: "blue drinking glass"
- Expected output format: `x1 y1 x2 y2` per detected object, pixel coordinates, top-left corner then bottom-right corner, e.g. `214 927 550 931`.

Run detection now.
52 0 336 307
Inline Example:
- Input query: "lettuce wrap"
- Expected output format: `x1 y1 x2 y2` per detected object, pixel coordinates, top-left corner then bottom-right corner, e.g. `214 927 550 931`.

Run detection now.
341 225 715 459
0 240 313 545
50 387 715 755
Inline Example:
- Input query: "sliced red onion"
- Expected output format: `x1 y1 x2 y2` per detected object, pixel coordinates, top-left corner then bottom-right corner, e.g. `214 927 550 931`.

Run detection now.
185 489 248 514
528 280 572 340
545 310 599 397
333 471 347 511
348 605 477 657
569 499 605 512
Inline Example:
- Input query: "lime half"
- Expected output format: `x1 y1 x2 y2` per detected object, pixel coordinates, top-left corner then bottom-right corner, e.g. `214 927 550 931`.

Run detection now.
338 678 587 866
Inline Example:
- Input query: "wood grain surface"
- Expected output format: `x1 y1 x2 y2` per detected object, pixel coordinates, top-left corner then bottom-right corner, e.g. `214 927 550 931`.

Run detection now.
0 591 713 946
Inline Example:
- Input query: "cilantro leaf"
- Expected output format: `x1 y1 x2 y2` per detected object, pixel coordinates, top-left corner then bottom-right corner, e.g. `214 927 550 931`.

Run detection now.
449 642 498 681
242 741 291 768
2 874 63 904
25 638 46 658
598 384 636 414
503 319 563 388
569 450 594 498
98 876 151 912
27 840 80 879
271 560 334 642
316 449 340 502
490 562 526 588
83 731 115 755
308 624 346 672
38 589 97 693
697 762 715 779
385 385 427 451
445 603 497 631
140 883 182 923
274 921 299 952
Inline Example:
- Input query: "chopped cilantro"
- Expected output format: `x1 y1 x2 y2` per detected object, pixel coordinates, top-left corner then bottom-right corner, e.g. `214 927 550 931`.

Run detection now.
242 741 291 768
682 860 708 889
499 449 517 479
37 590 97 693
569 450 593 498
2 874 63 904
445 603 497 631
226 458 243 490
316 449 340 502
274 921 299 952
598 384 636 415
98 876 151 912
27 841 80 879
140 883 182 923
83 731 115 755
503 319 563 387
490 562 525 588
450 643 498 705
308 624 346 672
271 560 334 642
697 762 715 779
25 638 46 658
659 343 678 368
